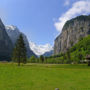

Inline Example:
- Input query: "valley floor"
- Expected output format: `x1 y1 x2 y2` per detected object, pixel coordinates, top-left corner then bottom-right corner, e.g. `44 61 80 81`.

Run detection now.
0 63 90 90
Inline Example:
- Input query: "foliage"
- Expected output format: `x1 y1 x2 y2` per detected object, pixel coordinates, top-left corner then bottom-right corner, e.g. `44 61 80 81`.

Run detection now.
70 35 90 62
40 55 44 63
27 35 90 64
12 34 27 66
29 56 37 63
45 35 90 64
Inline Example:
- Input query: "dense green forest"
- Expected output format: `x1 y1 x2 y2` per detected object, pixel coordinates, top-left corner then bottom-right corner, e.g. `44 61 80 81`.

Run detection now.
28 35 90 64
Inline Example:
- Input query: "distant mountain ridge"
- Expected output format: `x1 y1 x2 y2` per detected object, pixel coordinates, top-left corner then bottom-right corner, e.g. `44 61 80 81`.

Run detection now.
6 25 37 58
54 15 90 55
43 50 53 57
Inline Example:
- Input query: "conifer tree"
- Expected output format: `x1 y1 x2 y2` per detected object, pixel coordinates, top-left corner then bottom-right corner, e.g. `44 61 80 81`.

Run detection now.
40 55 44 63
12 34 27 66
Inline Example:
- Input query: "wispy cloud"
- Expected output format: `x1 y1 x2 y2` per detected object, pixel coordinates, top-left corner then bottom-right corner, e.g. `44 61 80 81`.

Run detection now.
64 0 70 6
55 0 90 32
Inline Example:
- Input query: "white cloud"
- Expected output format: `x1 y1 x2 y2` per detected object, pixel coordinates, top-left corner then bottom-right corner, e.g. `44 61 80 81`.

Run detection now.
55 0 90 32
64 0 70 6
29 41 53 56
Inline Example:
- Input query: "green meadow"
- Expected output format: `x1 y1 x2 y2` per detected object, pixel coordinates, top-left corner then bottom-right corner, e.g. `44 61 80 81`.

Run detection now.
0 63 90 90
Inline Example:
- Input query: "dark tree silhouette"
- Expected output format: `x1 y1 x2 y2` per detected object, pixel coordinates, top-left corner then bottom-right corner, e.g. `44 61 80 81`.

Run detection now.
40 55 44 63
12 34 27 66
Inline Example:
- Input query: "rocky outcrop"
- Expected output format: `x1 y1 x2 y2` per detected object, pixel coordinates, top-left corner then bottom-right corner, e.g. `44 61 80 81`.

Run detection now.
6 25 37 58
54 15 90 55
0 19 13 61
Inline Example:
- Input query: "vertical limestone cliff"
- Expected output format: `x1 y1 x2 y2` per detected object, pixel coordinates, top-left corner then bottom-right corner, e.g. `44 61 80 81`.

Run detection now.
54 15 90 55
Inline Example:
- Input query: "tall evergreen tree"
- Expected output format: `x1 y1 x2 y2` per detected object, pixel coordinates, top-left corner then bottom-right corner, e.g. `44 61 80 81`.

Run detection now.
40 55 44 63
12 34 27 66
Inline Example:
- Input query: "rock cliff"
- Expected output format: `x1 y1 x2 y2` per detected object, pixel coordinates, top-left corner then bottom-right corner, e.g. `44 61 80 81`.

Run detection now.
0 19 13 61
54 15 90 55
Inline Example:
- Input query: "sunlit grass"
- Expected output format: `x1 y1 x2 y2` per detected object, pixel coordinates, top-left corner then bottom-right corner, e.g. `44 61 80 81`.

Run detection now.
0 63 90 90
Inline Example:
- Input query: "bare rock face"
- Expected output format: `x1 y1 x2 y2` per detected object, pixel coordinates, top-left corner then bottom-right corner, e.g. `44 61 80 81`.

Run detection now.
0 19 13 61
5 25 37 58
54 15 90 55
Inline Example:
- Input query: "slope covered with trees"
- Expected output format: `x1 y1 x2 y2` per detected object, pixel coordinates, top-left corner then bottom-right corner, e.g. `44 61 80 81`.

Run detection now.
45 35 90 64
27 35 90 64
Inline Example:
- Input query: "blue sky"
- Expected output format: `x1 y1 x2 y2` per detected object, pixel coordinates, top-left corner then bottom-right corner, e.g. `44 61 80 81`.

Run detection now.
0 0 90 46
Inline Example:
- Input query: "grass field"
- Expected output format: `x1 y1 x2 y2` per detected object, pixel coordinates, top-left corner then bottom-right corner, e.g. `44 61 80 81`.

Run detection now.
0 63 90 90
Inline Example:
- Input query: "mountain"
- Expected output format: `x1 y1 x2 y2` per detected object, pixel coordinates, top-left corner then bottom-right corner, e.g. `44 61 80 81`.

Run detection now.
29 41 53 56
5 25 37 58
66 35 90 63
0 19 13 61
43 50 53 57
54 15 90 55
70 35 90 56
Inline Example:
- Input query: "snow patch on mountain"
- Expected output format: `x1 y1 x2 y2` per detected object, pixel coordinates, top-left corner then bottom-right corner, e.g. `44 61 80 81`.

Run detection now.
29 41 53 56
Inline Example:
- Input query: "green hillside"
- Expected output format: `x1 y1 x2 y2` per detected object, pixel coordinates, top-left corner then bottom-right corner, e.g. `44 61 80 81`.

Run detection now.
70 35 90 63
45 35 90 64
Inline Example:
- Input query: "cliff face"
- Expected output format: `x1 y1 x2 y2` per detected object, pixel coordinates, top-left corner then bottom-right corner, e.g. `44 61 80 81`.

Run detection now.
54 15 90 55
6 25 37 58
0 19 13 61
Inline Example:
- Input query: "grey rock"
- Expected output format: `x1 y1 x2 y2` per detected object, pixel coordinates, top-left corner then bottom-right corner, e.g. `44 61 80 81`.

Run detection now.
54 15 90 55
55 88 59 90
0 19 13 61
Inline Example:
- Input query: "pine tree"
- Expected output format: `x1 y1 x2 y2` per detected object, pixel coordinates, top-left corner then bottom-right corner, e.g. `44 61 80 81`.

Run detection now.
40 55 44 63
12 34 27 66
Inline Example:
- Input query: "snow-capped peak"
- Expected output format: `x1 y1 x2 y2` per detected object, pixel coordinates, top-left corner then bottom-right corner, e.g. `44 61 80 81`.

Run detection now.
5 25 36 57
29 41 53 56
6 25 19 31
